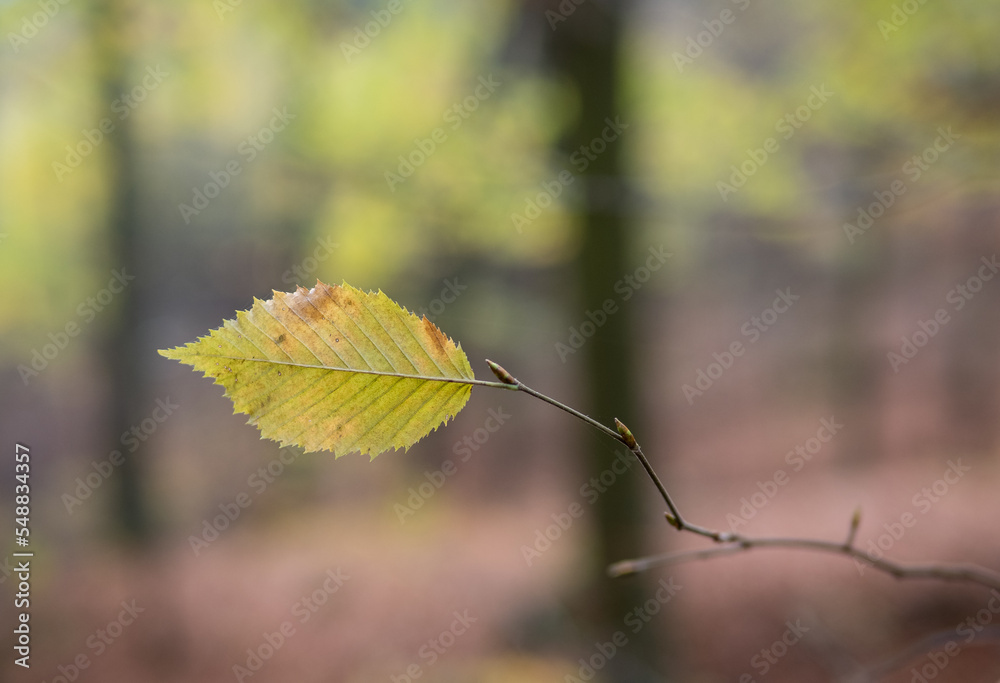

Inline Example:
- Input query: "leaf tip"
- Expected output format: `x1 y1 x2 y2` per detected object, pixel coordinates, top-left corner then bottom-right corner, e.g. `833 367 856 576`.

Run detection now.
159 346 183 360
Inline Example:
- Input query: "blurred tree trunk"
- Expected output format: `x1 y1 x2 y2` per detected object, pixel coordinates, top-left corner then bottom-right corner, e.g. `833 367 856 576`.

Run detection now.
829 150 896 467
542 1 670 678
943 214 1000 454
829 246 887 467
90 0 150 544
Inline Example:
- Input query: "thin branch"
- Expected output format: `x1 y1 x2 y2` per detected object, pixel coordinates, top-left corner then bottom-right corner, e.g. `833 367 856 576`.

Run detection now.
485 360 683 517
615 424 686 530
606 534 1000 591
486 360 621 441
483 358 1000 594
631 447 675 515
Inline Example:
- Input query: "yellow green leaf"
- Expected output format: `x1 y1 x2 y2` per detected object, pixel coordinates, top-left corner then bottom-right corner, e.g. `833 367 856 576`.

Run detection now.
159 281 476 458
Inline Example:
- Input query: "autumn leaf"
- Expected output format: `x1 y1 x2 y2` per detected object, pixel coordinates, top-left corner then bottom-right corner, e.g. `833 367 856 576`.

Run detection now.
159 281 476 458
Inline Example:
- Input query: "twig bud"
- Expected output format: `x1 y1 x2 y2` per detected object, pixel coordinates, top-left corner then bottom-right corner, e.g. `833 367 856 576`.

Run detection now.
614 418 638 450
607 560 636 578
845 506 862 548
485 359 517 385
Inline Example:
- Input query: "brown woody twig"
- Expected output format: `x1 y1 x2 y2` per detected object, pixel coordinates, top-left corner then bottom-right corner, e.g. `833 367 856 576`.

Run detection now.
486 359 1000 594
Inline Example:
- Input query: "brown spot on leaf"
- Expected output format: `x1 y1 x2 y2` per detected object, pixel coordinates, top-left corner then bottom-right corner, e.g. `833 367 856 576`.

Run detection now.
276 333 286 344
287 287 324 324
421 317 449 359
325 282 358 318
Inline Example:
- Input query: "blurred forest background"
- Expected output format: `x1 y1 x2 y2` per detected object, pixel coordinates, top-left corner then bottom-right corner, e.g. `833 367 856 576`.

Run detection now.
3 0 1000 681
